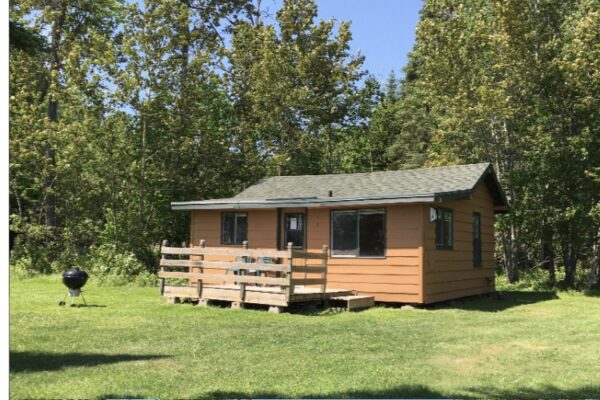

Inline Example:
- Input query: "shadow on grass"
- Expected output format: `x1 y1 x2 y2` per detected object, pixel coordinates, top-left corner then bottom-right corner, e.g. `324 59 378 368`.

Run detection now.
430 290 559 312
192 384 600 399
59 304 107 308
472 385 600 399
10 351 168 373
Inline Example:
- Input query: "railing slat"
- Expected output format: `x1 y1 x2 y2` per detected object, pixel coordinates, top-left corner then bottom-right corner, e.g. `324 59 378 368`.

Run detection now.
158 271 290 286
291 266 327 274
160 259 203 267
292 278 327 286
161 246 291 258
291 250 327 260
160 259 292 273
201 260 291 273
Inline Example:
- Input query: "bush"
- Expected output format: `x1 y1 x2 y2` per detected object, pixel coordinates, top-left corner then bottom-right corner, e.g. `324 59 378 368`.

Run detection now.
10 216 58 275
81 244 157 287
496 267 555 292
10 242 158 287
497 264 598 292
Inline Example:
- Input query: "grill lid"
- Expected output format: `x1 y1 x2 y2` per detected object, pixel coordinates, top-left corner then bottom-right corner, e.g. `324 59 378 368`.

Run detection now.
62 267 89 290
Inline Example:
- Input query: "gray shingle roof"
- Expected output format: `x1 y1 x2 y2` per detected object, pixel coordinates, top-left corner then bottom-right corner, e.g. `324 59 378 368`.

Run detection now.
236 163 491 199
172 163 508 211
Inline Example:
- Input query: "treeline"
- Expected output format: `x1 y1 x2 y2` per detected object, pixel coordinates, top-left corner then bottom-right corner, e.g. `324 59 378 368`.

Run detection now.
392 0 600 288
9 0 600 288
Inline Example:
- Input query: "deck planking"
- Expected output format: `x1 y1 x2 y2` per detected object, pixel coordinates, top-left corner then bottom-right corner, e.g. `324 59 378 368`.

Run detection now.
163 284 353 307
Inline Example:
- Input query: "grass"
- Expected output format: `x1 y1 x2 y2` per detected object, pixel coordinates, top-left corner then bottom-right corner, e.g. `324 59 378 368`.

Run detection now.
9 275 600 399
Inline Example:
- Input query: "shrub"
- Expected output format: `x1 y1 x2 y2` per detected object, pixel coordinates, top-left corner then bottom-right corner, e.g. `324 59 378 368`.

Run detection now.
81 244 157 287
10 241 158 287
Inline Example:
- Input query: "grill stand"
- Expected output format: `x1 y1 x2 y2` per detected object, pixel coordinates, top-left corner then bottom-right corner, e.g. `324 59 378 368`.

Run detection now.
59 288 87 307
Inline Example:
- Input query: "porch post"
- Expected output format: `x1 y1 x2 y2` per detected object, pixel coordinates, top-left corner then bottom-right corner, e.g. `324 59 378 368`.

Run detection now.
321 245 328 295
240 241 248 301
285 242 294 302
159 239 167 296
197 239 205 299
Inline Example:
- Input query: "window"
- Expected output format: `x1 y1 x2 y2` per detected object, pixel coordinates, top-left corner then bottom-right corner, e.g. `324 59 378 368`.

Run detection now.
435 208 453 249
284 213 305 249
331 209 385 257
221 212 247 245
473 212 482 267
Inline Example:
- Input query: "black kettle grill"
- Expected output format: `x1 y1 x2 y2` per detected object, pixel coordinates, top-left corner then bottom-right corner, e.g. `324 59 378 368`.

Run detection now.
58 267 89 307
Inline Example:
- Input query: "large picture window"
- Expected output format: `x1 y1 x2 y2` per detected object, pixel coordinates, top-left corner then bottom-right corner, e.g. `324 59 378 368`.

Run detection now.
435 208 453 249
221 212 248 245
331 209 385 257
284 213 305 249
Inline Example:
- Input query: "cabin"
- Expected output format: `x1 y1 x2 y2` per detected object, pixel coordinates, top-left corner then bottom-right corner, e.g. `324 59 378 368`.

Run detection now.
169 162 508 305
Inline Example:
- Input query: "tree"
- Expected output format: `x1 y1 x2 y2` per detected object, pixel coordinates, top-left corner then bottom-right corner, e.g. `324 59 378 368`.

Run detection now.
226 0 367 176
392 0 600 286
114 0 255 257
10 0 123 270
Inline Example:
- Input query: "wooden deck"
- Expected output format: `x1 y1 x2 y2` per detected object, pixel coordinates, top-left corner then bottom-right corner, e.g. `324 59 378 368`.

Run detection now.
163 284 354 307
158 241 359 311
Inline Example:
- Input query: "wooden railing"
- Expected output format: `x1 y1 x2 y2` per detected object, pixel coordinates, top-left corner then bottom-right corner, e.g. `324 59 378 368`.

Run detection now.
158 240 328 302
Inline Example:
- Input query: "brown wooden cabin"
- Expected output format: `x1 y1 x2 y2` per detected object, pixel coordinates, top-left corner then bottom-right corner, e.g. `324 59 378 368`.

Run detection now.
172 163 508 304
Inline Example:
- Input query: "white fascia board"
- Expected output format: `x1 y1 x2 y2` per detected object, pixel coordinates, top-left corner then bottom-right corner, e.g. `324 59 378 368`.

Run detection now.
171 194 437 210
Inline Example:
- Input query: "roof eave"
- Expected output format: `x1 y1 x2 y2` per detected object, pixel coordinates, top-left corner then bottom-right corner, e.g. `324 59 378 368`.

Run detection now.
171 194 438 210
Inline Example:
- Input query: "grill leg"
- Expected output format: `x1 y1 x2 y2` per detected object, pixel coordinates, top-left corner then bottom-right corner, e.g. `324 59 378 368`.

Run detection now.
58 292 68 306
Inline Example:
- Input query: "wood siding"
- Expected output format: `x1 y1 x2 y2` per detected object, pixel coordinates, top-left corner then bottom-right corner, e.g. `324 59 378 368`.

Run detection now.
188 181 497 304
422 183 496 303
307 205 423 303
190 205 424 303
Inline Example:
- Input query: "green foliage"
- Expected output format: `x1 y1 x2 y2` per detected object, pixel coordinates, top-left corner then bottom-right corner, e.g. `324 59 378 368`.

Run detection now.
9 21 46 54
10 0 373 282
10 241 158 287
226 0 368 175
81 244 157 287
9 0 599 290
10 216 59 275
371 0 600 287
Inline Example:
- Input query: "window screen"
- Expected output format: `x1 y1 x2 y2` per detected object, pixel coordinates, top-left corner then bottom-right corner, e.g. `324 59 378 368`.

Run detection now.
359 210 386 257
435 208 453 249
331 209 385 257
284 213 305 249
332 210 358 256
221 212 247 244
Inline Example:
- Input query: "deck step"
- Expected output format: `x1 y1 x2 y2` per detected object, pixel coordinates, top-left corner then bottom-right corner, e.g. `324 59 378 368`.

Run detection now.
330 295 375 311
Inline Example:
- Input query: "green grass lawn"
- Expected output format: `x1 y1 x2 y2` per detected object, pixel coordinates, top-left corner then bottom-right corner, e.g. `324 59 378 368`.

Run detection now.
9 276 600 399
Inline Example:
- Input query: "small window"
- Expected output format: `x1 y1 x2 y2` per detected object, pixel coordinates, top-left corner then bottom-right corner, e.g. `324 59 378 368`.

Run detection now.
435 208 453 249
473 212 482 267
331 209 385 257
221 212 247 245
284 213 305 249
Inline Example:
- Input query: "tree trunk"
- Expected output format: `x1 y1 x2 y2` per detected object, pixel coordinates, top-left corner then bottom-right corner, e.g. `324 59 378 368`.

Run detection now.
249 0 263 25
587 227 600 289
506 223 519 283
541 222 555 285
494 150 519 284
502 224 519 283
43 0 67 228
562 229 577 287
138 115 146 238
